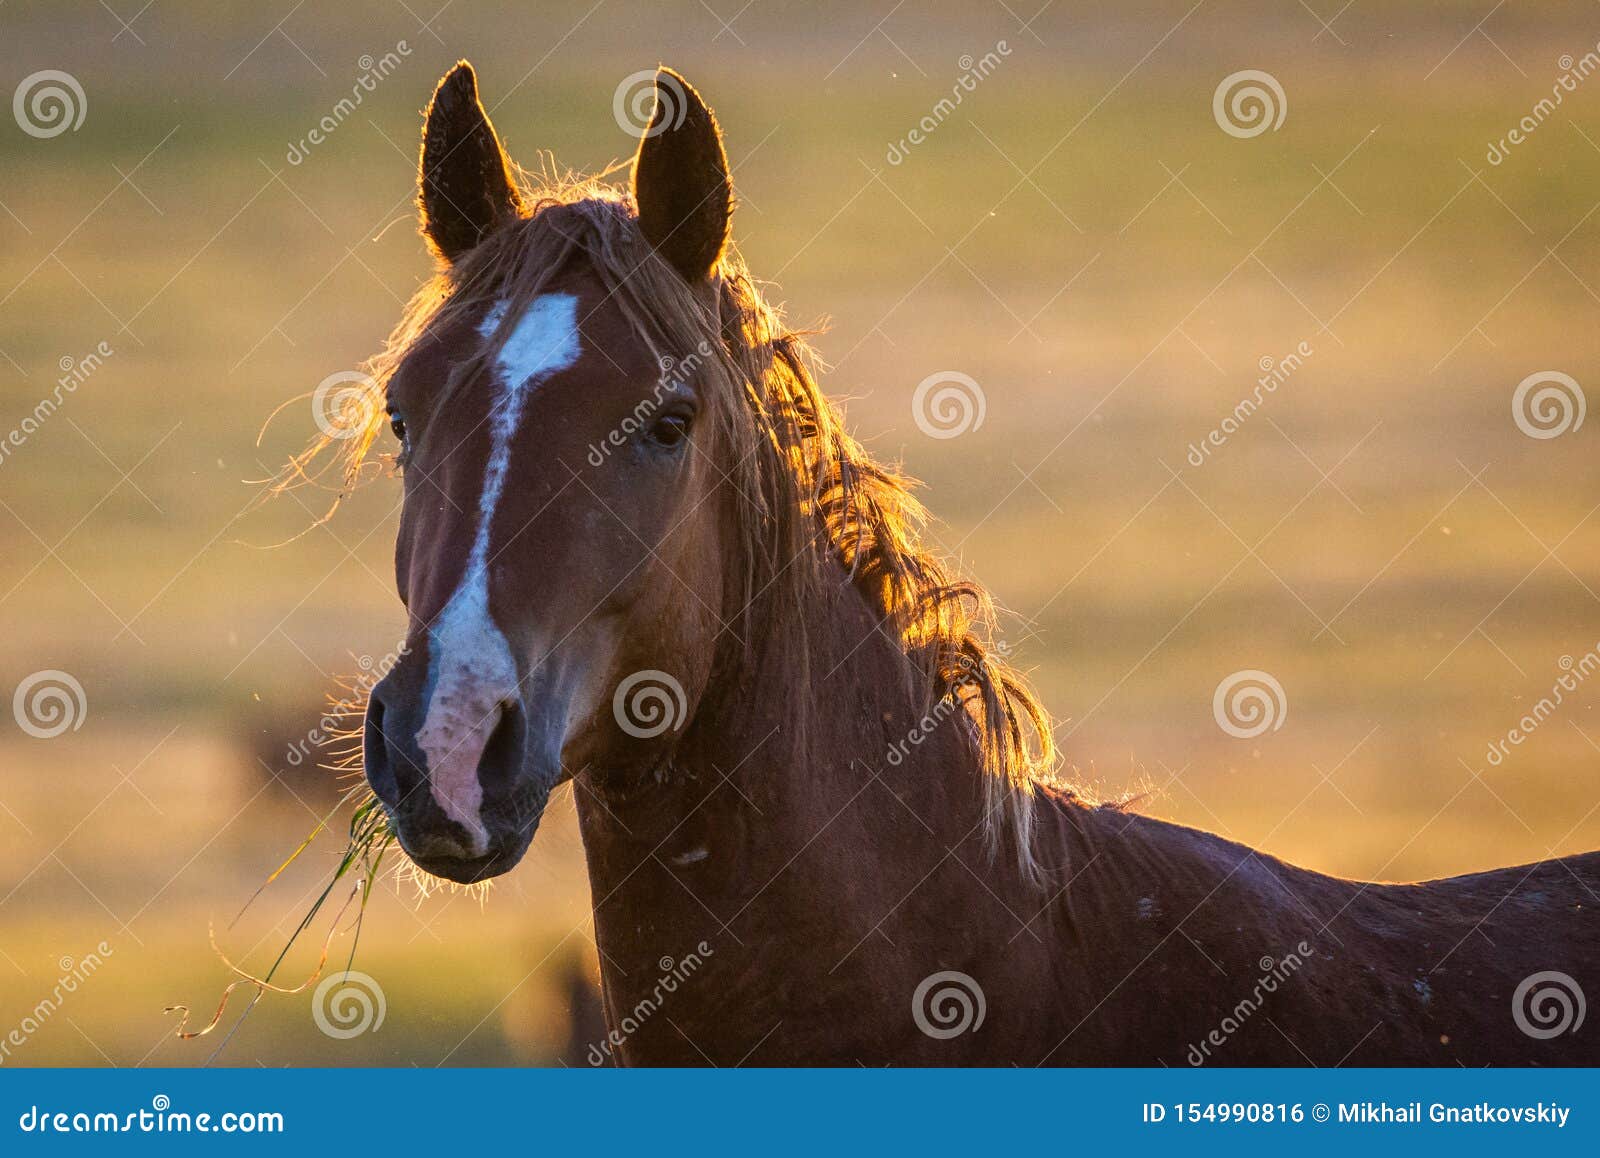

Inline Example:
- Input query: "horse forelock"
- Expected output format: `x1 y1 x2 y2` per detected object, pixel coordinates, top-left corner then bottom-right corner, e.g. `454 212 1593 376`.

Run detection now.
287 172 1063 886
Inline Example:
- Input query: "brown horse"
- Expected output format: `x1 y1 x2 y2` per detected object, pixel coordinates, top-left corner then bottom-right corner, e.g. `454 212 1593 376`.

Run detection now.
344 62 1598 1065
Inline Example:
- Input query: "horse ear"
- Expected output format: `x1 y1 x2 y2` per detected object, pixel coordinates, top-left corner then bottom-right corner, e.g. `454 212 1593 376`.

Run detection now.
418 61 523 264
631 68 732 284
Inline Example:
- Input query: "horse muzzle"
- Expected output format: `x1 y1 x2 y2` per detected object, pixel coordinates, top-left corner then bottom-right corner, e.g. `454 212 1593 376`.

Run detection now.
362 675 554 884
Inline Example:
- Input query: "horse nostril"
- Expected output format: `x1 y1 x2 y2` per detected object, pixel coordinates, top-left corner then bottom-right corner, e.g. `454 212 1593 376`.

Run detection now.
363 694 399 806
475 699 522 795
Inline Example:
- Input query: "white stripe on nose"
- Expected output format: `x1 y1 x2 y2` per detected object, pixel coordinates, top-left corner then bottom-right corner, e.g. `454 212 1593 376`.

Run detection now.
414 293 581 852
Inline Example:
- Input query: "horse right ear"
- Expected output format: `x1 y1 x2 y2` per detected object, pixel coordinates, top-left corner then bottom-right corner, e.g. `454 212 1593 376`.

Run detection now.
418 61 523 264
631 68 732 284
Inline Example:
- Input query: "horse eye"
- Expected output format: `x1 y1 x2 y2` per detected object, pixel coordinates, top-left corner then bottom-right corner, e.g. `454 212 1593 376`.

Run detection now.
388 411 406 442
649 413 690 448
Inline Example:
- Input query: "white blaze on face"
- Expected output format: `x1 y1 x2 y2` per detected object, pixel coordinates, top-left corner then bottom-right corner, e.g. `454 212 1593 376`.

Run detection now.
414 293 581 852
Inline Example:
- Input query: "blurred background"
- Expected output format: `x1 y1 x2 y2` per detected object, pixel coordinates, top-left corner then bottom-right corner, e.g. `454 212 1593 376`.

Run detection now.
2 0 1599 1065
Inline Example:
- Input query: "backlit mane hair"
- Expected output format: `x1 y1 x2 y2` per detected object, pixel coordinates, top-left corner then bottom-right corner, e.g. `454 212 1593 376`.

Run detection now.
286 172 1059 882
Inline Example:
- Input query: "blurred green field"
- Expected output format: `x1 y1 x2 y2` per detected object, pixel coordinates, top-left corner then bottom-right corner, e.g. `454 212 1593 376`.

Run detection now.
3 0 1600 1065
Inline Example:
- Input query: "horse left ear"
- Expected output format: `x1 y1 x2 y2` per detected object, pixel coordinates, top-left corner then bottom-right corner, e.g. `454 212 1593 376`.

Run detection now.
418 61 523 264
631 68 732 284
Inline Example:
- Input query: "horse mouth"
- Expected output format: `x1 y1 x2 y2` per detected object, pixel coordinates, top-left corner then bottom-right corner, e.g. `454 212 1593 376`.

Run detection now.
398 834 529 885
382 802 538 884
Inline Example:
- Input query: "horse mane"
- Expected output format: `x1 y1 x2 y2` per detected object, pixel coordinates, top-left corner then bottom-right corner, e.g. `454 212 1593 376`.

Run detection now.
279 170 1061 883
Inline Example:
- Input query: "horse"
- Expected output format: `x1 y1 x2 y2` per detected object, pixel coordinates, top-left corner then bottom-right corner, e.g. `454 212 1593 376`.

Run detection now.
337 61 1598 1065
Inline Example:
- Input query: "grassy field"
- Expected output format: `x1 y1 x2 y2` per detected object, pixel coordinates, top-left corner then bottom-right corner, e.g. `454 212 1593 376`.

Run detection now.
3 0 1600 1064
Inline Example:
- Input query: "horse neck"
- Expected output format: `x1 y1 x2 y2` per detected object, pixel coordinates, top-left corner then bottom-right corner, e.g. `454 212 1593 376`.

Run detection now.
568 560 1593 1062
572 569 1056 1057
567 564 1386 1063
577 565 1030 887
